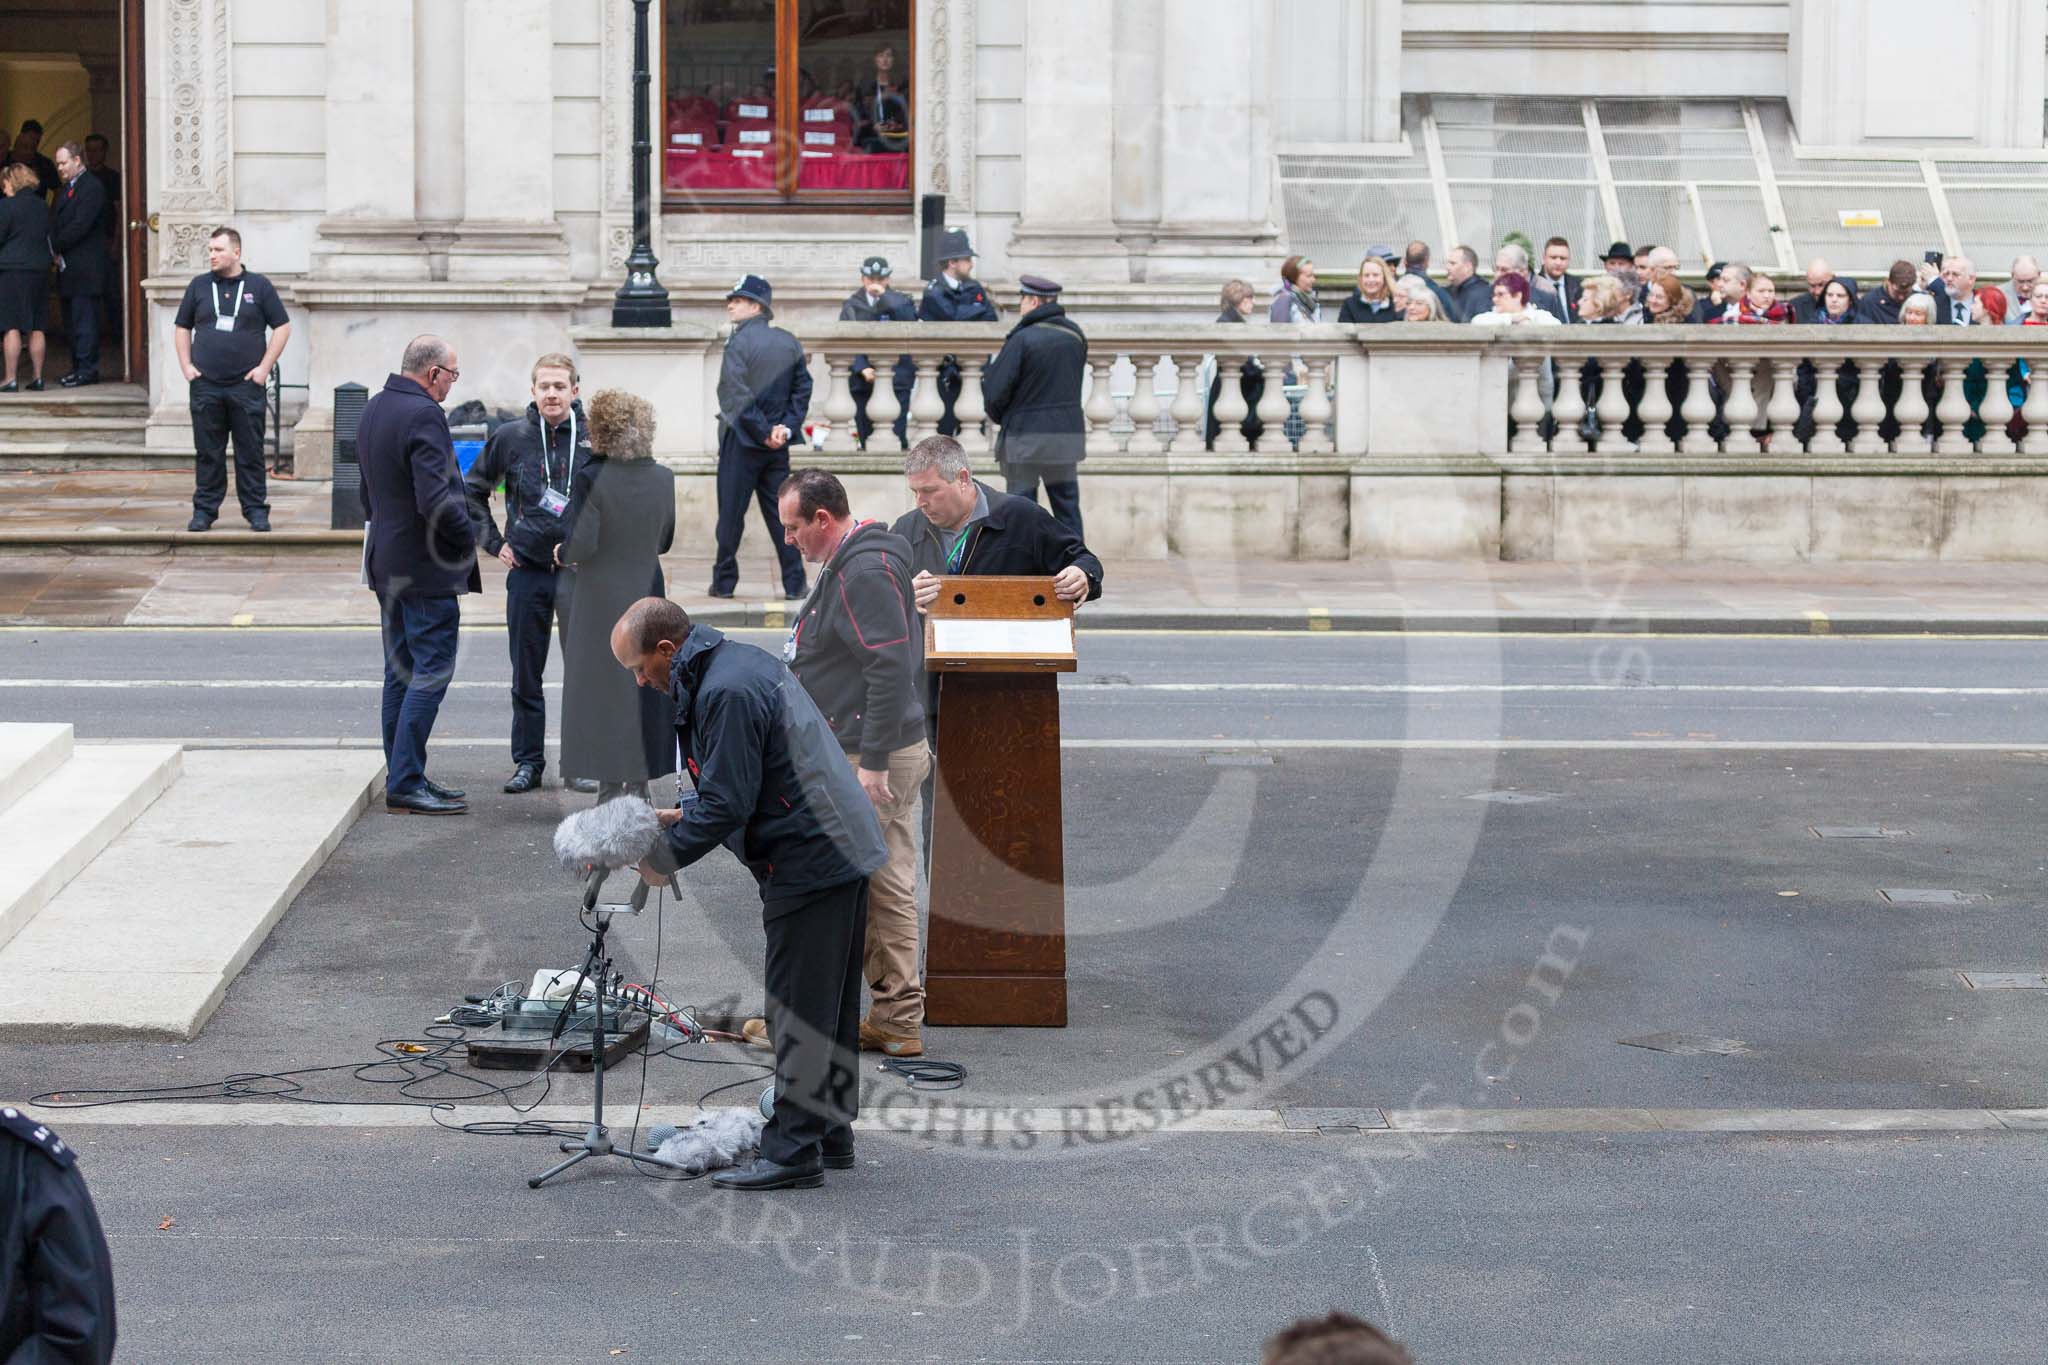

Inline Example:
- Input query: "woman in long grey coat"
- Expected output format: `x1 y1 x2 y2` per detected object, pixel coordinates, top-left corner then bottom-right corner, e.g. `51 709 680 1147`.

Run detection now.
557 388 677 797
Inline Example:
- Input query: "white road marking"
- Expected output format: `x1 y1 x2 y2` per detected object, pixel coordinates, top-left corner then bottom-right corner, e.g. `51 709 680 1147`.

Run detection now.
24 1102 2048 1135
73 737 2048 753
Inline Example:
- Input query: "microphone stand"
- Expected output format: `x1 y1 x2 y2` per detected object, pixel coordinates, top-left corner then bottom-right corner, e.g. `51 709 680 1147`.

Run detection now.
528 868 686 1188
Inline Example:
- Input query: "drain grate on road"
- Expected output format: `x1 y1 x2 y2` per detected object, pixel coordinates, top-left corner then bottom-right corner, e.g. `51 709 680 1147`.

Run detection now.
1957 972 2048 989
1810 826 1909 839
1880 889 1988 906
1619 1032 1753 1056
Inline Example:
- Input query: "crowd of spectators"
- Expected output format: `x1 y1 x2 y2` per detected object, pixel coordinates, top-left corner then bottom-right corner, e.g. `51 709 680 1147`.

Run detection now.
1273 238 2048 330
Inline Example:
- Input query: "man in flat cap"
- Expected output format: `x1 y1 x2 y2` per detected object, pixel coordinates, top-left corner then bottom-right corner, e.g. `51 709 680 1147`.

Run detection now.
712 274 810 600
838 254 916 451
981 273 1087 537
917 228 1000 437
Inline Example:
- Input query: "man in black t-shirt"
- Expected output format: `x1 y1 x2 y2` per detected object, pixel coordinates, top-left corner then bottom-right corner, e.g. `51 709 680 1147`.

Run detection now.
172 225 291 532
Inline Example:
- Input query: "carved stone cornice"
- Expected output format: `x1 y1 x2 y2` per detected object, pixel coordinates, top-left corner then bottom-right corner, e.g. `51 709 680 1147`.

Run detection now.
154 0 232 274
916 0 974 211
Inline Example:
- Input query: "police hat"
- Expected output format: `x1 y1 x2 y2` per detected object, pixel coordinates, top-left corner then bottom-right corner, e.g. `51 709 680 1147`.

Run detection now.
1366 243 1399 264
935 227 976 263
1018 273 1063 298
861 255 892 279
726 273 774 310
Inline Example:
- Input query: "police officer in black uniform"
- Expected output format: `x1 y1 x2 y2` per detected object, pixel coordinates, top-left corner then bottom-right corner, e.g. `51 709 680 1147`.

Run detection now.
916 228 999 436
838 255 915 451
1 1106 116 1364
711 275 810 601
983 273 1088 539
464 352 597 795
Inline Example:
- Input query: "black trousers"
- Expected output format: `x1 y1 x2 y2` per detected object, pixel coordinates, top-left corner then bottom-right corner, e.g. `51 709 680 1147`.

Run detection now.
936 359 962 436
759 877 870 1167
62 291 100 378
505 565 564 769
1002 464 1083 540
189 376 268 519
711 428 806 597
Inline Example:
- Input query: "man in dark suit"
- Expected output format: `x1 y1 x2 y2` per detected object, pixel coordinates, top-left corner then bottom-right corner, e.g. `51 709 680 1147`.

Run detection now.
711 274 810 601
1532 236 1582 323
839 254 916 450
83 134 122 346
982 273 1087 537
1442 246 1491 323
356 334 479 816
49 143 106 386
9 120 59 197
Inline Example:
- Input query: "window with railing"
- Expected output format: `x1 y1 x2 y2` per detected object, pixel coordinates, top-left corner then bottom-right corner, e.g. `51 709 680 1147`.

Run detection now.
661 0 911 208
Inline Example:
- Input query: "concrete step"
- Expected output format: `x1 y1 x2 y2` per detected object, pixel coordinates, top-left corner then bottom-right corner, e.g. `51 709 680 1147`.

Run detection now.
0 418 149 445
0 743 182 955
0 724 73 820
0 748 385 1040
0 443 194 471
0 383 148 417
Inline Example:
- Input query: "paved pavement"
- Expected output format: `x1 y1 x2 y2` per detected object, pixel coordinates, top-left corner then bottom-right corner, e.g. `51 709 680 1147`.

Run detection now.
6 627 2048 1359
11 472 2048 631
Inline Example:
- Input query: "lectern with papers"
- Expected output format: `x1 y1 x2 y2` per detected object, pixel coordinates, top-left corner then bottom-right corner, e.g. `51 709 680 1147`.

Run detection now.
923 575 1075 1027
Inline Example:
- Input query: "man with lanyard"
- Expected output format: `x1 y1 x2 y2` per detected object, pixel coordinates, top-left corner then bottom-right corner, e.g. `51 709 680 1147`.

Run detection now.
776 468 930 1059
917 228 999 436
839 254 916 450
891 433 1103 854
463 352 597 795
172 225 291 531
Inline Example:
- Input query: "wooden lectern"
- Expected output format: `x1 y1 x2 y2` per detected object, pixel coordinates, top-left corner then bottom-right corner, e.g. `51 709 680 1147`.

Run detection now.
923 575 1075 1027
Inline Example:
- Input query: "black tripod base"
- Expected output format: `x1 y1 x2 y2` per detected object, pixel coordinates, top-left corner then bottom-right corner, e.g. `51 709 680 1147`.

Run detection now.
528 1122 688 1188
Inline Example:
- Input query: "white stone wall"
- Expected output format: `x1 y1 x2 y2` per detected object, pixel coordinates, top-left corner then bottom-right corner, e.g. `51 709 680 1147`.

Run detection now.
971 0 1024 280
225 2 323 274
552 0 605 280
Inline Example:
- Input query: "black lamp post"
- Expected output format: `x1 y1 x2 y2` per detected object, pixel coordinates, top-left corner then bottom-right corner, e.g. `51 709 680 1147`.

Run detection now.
611 0 672 327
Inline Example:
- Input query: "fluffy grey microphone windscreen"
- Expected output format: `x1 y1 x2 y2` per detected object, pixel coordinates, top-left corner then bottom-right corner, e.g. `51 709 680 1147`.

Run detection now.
553 796 662 872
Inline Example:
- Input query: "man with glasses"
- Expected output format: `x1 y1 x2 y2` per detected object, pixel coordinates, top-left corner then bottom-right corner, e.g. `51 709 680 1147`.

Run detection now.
2001 256 2040 327
357 335 479 816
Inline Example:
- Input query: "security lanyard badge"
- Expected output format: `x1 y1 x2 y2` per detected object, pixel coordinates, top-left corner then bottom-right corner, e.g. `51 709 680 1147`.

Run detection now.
212 279 242 333
535 409 576 516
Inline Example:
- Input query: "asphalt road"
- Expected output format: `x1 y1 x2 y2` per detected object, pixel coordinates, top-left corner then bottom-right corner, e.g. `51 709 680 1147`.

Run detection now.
9 627 2048 1362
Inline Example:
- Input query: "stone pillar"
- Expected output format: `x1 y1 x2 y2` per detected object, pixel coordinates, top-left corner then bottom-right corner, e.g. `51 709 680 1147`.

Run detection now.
1145 0 1282 279
1006 0 1129 283
453 0 571 279
1792 0 2047 148
1110 0 1163 280
311 0 430 279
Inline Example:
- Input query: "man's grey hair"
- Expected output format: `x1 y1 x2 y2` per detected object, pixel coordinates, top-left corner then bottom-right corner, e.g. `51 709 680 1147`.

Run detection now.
905 434 972 481
1495 243 1530 272
1721 262 1753 289
401 334 450 376
1646 246 1680 272
2011 254 2040 274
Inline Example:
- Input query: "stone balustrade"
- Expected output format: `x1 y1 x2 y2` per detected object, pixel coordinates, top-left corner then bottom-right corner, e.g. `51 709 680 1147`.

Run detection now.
571 319 2048 561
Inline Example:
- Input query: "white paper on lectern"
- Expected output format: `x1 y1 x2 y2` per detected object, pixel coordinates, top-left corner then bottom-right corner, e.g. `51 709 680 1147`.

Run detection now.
931 618 1074 654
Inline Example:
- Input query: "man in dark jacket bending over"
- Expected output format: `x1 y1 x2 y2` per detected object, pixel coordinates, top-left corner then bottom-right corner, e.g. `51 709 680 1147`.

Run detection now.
617 597 886 1190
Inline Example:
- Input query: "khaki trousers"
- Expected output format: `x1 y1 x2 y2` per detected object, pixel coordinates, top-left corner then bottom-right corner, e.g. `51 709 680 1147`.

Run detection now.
852 742 932 1034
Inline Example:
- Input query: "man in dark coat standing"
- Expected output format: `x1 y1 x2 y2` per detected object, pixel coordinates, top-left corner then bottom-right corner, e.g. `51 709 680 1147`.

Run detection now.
917 228 999 435
82 135 122 353
0 1105 117 1364
357 334 479 816
982 273 1087 538
892 433 1103 851
839 254 915 450
48 143 106 386
172 226 291 532
617 597 886 1191
463 352 593 796
711 274 810 601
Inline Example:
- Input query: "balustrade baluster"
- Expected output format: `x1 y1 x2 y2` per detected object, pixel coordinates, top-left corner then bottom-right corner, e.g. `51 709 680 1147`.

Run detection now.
2022 362 2048 455
905 359 943 446
867 359 903 440
954 359 989 454
1979 361 2018 455
1084 356 1118 454
1677 361 1719 453
1721 359 1760 455
1636 360 1675 454
1297 359 1334 454
1128 357 1164 455
1890 359 1930 454
1933 359 1974 454
821 354 857 452
1763 356 1801 452
1807 356 1847 454
1549 354 1588 453
1166 357 1203 452
1253 355 1293 451
1508 356 1546 454
1211 352 1251 453
1592 354 1633 454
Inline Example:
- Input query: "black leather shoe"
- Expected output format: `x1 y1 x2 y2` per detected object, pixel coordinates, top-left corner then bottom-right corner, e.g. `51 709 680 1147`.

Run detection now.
565 777 599 794
0 381 15 394
247 512 271 532
422 777 466 802
707 588 736 599
385 789 468 816
24 378 43 392
822 1143 855 1171
503 763 543 794
711 1157 824 1191
186 514 213 533
59 373 98 388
